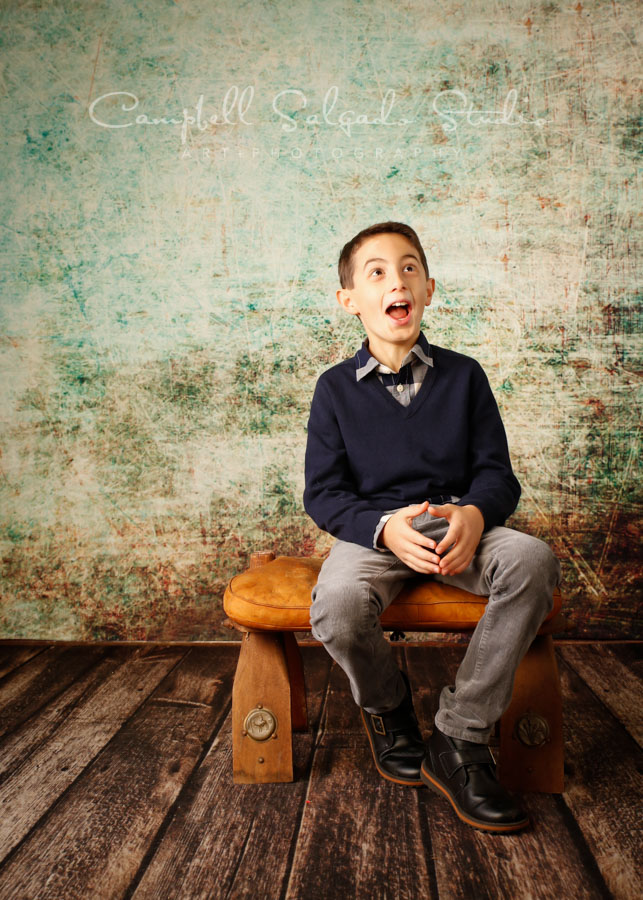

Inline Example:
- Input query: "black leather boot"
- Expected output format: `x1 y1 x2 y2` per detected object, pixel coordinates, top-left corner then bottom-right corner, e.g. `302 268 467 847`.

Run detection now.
360 671 426 786
420 726 530 833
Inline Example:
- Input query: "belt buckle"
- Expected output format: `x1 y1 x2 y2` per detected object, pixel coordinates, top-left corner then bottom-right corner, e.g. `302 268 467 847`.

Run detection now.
370 714 386 736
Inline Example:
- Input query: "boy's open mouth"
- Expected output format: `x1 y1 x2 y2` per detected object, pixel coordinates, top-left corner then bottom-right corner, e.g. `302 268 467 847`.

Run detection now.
386 300 412 322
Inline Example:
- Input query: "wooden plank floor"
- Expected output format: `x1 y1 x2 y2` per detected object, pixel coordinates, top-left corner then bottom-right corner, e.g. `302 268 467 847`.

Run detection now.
0 640 640 900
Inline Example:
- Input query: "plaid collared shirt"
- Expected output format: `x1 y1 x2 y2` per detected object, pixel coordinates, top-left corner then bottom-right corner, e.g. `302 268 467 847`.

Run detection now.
355 337 433 407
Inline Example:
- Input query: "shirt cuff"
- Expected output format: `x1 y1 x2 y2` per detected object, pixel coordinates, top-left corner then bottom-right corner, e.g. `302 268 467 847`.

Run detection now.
373 514 394 551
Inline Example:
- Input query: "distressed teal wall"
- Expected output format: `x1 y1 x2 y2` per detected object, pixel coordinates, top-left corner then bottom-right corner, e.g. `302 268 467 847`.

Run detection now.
0 0 640 640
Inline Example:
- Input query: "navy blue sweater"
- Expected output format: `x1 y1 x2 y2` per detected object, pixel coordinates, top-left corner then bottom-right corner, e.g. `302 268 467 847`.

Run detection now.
303 339 521 549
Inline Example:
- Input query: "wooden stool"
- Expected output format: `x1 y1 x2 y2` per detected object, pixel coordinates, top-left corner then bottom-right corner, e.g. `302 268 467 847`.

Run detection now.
223 552 565 793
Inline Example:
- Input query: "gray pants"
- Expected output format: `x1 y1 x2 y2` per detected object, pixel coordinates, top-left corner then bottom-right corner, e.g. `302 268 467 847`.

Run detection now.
310 509 561 744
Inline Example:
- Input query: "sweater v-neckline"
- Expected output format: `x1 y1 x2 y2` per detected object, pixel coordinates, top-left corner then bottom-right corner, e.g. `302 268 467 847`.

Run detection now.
365 358 438 418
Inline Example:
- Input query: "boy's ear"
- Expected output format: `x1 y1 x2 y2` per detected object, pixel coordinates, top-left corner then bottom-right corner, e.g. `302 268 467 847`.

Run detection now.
336 288 360 316
425 277 436 307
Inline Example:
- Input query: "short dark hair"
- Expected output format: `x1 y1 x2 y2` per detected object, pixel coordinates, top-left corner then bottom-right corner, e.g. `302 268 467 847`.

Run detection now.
337 221 429 289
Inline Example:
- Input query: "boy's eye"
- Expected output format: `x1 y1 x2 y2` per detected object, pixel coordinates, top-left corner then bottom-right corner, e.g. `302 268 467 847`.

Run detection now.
368 264 415 277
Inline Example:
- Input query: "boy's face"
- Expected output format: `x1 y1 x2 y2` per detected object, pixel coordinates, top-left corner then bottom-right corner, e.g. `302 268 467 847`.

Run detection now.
336 232 435 363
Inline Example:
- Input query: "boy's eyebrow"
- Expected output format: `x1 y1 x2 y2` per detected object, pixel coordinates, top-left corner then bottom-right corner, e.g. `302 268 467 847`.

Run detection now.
362 253 420 270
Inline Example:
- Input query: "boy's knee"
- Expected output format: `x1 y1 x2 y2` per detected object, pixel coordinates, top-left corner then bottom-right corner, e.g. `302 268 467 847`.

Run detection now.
512 535 561 614
492 532 561 607
310 579 368 646
524 536 560 586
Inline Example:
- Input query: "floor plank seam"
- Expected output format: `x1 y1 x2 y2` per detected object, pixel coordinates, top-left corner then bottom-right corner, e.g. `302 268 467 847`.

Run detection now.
223 816 255 900
0 645 51 686
151 697 214 709
403 644 441 900
0 650 115 787
0 645 112 742
122 694 234 900
281 662 334 900
551 794 614 900
556 651 643 750
415 788 441 899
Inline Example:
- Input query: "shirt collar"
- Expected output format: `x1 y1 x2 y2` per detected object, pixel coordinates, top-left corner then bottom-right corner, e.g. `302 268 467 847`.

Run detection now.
355 331 433 381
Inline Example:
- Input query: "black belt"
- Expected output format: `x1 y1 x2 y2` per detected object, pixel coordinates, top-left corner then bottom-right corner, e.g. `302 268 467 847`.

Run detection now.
426 494 457 505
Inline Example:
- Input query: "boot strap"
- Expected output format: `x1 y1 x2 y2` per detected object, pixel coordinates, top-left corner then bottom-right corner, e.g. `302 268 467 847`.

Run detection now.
439 747 495 779
370 706 419 736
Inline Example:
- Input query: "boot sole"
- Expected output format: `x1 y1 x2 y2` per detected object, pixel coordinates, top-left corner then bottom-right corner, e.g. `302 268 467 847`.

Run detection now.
360 708 424 787
420 760 530 833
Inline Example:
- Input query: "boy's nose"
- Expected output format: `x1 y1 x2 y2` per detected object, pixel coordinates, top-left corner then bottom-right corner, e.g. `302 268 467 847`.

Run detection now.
388 275 409 292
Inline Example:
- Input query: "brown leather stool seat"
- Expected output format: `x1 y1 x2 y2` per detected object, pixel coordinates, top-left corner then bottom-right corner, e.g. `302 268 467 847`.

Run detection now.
224 554 563 632
223 553 565 791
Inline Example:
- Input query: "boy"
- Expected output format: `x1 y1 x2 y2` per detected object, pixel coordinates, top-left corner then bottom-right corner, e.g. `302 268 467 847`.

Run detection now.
303 222 561 834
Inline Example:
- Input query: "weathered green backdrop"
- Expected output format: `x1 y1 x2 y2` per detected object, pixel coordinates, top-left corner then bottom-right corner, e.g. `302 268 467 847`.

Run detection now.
1 0 641 640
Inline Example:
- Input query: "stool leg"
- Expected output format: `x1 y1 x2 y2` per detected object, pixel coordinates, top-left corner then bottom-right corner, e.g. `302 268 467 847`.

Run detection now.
497 634 564 793
232 631 293 784
283 632 308 732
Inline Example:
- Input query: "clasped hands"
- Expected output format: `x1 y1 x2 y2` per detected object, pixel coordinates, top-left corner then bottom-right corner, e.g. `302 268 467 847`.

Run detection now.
379 500 484 575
